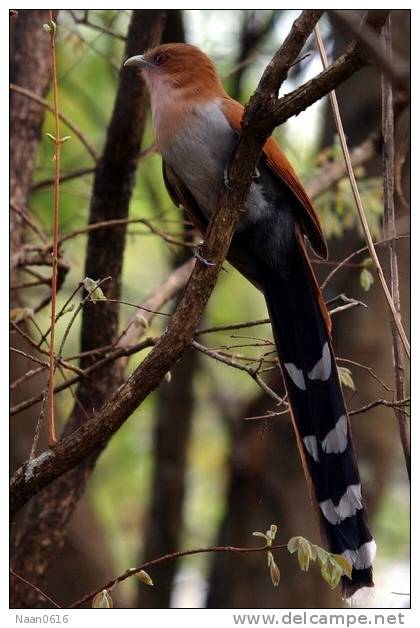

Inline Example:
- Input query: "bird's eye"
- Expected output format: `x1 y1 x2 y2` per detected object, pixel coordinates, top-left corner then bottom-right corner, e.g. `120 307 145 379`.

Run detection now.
154 53 167 66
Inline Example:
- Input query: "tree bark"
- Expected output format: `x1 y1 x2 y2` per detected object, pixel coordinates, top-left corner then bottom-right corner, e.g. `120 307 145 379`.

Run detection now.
10 9 55 295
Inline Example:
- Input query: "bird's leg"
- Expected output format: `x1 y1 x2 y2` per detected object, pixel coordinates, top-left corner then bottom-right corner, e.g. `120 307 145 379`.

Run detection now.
224 164 260 188
194 240 216 266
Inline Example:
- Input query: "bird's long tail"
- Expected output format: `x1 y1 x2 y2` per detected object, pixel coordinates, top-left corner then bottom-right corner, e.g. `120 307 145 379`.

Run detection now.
259 232 376 599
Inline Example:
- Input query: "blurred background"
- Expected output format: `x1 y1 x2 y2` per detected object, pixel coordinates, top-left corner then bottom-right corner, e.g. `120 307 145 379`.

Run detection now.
10 9 410 609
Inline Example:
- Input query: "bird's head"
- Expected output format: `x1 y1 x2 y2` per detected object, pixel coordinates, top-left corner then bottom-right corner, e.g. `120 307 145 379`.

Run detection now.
124 43 226 102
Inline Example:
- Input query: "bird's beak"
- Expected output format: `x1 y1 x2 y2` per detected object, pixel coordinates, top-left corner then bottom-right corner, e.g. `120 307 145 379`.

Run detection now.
124 54 154 69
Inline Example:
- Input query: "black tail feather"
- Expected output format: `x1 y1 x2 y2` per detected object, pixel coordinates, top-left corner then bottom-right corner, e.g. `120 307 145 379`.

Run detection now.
258 238 375 598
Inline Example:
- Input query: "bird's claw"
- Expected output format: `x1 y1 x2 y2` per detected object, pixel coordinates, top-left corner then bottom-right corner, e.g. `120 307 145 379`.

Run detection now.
223 166 232 190
194 243 216 266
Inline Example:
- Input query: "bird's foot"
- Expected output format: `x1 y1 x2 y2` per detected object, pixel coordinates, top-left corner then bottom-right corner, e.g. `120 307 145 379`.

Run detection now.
223 165 232 190
194 242 216 266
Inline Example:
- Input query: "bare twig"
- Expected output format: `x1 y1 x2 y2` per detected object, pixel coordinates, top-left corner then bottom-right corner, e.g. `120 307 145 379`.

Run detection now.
46 13 61 446
328 9 410 95
337 357 392 393
10 338 158 417
315 25 410 359
10 364 47 392
57 216 194 249
10 83 99 162
10 569 61 609
349 397 410 417
31 166 96 192
381 17 410 477
68 9 127 42
10 202 47 244
321 235 409 290
56 277 112 361
192 340 283 404
28 390 48 463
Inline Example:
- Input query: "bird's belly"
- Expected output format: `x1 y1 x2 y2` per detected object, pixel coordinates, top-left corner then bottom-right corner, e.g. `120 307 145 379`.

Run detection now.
161 100 269 224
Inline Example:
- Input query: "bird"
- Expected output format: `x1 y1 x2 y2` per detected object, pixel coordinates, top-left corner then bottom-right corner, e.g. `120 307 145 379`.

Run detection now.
125 42 376 600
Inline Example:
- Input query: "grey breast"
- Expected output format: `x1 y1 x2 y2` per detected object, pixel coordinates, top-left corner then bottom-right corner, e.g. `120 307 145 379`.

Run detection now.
163 100 270 226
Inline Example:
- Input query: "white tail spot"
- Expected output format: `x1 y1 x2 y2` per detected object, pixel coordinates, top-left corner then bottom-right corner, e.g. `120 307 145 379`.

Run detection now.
284 363 306 390
319 484 363 524
303 435 319 462
321 415 348 454
343 539 377 571
308 342 331 381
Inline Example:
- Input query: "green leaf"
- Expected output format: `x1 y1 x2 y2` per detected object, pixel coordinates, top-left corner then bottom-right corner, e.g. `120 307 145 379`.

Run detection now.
320 557 345 590
46 132 57 143
331 554 352 579
315 545 329 566
360 267 374 292
60 135 72 143
83 277 107 301
287 536 300 554
320 559 334 587
92 589 113 608
136 570 154 586
361 257 373 268
298 541 311 572
329 563 343 589
338 366 355 391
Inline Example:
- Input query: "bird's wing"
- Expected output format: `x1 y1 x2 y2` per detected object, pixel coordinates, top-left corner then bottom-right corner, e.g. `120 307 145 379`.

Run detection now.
162 161 208 234
222 97 328 260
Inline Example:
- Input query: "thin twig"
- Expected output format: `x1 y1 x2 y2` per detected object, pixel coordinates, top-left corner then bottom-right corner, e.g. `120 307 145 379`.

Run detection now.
70 541 287 608
314 25 410 359
10 338 158 417
349 397 410 417
56 277 112 361
10 364 47 392
47 13 61 446
337 357 392 393
381 16 410 477
36 283 82 349
10 569 61 609
28 390 48 463
192 340 283 405
69 9 127 42
31 166 96 192
10 202 47 244
10 83 98 162
321 235 409 290
328 9 410 95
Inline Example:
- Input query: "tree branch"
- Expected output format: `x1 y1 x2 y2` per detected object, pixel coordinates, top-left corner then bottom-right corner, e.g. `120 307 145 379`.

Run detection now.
71 541 287 608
